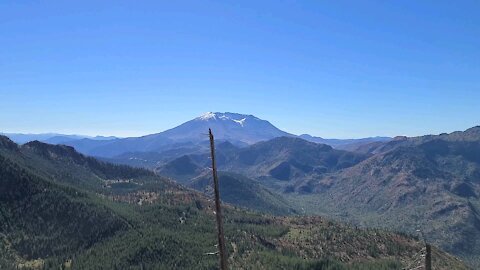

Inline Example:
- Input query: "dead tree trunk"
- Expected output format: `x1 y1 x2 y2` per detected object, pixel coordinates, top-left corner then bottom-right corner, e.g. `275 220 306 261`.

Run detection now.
209 128 228 270
425 243 432 270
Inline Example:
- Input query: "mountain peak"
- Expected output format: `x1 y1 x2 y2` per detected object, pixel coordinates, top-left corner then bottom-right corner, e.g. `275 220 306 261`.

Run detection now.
0 135 18 151
198 112 217 120
23 140 87 163
195 112 260 127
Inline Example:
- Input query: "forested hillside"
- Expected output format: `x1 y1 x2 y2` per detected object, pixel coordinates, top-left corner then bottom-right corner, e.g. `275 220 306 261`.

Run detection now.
0 136 468 269
291 127 480 267
189 171 297 215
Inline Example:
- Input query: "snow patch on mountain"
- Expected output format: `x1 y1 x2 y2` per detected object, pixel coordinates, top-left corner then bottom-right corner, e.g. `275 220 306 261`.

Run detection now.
233 118 246 127
198 112 217 120
197 112 249 127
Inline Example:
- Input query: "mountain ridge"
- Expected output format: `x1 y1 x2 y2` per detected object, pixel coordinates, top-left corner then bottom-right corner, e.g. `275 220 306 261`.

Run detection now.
157 136 370 194
290 127 480 267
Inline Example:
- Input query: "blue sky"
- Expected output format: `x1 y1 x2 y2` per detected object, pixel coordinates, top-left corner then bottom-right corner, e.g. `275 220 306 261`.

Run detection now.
1 0 479 138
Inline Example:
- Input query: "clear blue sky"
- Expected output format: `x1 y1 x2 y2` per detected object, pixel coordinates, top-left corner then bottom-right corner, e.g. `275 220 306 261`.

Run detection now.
1 0 479 138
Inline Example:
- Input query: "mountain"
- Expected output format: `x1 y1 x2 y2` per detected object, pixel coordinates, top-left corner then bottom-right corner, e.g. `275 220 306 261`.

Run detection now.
155 136 369 218
44 135 118 145
299 134 391 150
53 112 389 160
351 126 480 155
0 135 466 269
56 137 122 156
1 133 118 145
1 140 170 194
156 141 240 178
157 154 206 183
156 152 298 215
157 136 369 197
6 113 389 165
61 112 293 158
194 136 369 191
158 112 294 144
220 137 369 182
291 127 480 267
189 172 298 215
1 133 85 144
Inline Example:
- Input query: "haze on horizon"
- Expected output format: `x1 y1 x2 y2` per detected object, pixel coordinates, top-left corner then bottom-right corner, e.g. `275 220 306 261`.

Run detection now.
1 1 479 139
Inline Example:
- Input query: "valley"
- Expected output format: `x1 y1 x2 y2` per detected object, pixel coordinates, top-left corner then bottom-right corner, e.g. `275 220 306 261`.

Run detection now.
2 113 479 269
0 135 467 269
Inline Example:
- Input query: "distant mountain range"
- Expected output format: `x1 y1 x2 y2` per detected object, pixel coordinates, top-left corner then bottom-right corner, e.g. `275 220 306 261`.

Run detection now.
298 134 391 150
2 112 392 160
1 133 118 145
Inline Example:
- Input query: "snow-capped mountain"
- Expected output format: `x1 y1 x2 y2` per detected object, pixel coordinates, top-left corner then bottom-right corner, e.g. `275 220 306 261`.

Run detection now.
64 112 294 157
43 112 390 159
161 112 293 144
